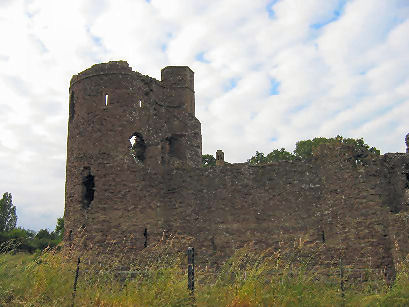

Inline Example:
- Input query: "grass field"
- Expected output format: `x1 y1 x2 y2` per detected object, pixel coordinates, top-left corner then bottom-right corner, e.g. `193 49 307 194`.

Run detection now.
1 247 409 306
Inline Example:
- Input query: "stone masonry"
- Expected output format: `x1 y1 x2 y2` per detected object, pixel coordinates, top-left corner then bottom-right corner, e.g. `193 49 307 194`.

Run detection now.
64 61 409 279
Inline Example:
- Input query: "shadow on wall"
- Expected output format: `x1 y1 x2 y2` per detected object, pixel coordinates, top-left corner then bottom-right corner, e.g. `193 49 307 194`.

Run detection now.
166 135 186 161
81 167 95 209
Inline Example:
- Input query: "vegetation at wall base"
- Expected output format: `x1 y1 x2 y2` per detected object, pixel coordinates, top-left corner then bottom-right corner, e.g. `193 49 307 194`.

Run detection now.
1 247 409 306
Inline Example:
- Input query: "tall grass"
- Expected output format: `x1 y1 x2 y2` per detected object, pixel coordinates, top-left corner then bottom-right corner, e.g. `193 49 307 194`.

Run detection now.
1 246 409 306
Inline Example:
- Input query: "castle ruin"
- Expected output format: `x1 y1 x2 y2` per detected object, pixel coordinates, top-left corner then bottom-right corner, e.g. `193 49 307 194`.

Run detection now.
64 61 409 279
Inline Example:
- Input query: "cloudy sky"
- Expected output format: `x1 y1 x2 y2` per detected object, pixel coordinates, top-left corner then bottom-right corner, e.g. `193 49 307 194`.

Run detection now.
0 0 408 231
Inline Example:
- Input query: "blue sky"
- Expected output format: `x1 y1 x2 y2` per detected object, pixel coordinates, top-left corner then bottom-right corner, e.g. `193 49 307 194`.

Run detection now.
0 0 408 231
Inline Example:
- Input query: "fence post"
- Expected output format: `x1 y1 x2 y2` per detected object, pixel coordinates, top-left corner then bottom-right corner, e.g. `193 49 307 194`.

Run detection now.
187 247 195 293
71 257 81 307
143 228 148 248
339 258 345 306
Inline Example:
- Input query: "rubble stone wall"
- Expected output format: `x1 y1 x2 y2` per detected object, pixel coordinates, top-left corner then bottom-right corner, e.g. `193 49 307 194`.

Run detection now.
64 62 409 280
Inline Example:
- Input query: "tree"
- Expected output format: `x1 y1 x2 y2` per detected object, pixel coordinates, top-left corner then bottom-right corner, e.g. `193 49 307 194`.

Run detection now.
247 136 379 165
266 148 296 162
294 136 380 160
54 217 64 239
0 227 36 253
247 151 266 165
202 154 216 167
248 149 295 165
293 137 329 159
0 192 17 232
35 229 54 240
32 228 60 250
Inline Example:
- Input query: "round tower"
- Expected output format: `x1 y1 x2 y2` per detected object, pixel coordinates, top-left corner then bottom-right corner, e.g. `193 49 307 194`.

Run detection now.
64 61 202 252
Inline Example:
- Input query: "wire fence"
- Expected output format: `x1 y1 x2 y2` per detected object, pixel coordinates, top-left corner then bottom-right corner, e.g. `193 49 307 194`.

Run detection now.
69 246 392 307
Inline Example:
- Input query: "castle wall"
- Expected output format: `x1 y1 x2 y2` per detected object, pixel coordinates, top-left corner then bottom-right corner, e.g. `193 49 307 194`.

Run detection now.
66 142 408 279
64 62 409 280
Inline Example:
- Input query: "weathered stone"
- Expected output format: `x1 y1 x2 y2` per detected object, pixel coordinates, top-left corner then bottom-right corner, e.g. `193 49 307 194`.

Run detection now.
216 150 225 166
64 61 409 281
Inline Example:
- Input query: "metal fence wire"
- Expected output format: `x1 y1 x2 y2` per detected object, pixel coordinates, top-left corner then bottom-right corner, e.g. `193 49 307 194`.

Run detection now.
69 247 391 306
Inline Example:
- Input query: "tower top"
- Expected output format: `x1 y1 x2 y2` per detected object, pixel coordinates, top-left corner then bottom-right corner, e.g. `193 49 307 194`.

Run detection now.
161 66 194 91
70 61 134 88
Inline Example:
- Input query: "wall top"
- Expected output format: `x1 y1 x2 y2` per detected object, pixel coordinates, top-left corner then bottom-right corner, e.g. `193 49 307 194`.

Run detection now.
69 61 158 89
70 61 195 91
161 66 194 91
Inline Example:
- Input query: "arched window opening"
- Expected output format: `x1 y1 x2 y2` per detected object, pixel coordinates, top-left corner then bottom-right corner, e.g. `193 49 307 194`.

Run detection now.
81 167 95 209
69 91 75 122
105 94 109 106
130 132 146 162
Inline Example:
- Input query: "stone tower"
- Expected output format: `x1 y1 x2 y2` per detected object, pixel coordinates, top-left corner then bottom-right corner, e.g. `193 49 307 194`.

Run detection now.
64 61 202 251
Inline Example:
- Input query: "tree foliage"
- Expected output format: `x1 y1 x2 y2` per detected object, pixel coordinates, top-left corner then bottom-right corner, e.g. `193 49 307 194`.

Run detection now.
248 136 380 165
55 217 64 239
294 135 380 159
0 192 17 232
293 137 329 160
248 149 296 165
0 196 63 253
33 228 61 250
202 154 216 167
266 148 296 162
0 228 36 253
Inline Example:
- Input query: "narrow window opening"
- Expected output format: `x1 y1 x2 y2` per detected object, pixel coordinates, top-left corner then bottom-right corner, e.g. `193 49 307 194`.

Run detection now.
130 132 146 162
81 167 95 209
139 100 142 108
105 94 109 106
69 91 75 122
68 230 73 241
210 236 216 251
321 230 325 243
143 228 148 248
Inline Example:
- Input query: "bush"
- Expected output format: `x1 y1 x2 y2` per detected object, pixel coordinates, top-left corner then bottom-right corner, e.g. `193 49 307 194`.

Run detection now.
0 228 61 254
0 228 36 253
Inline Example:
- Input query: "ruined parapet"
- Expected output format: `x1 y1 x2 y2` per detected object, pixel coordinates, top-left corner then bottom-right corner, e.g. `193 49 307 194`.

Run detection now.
70 61 135 87
216 150 225 166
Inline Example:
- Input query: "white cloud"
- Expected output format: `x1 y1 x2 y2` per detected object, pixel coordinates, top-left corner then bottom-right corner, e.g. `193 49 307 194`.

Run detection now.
0 0 408 230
